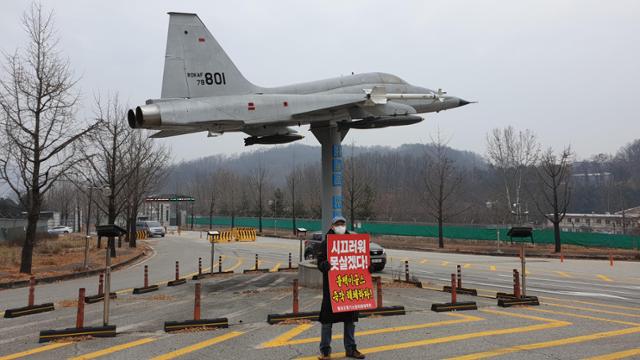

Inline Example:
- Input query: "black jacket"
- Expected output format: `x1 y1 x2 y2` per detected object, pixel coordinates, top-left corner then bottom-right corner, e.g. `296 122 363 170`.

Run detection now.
317 229 359 324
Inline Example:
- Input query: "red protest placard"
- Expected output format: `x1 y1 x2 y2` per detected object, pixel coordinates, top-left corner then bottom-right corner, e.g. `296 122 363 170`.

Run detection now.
327 233 376 313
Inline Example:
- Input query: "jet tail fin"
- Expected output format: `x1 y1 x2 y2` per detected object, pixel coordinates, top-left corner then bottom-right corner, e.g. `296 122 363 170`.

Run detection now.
161 12 257 98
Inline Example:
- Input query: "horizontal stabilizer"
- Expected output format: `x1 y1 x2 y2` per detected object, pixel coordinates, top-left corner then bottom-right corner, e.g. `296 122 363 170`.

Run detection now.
149 129 203 138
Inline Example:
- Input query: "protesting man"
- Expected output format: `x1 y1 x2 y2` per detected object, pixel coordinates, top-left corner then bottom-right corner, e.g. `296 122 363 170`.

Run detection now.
316 216 366 359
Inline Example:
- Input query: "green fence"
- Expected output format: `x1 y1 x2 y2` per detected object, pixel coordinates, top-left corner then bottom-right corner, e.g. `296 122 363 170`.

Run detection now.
193 216 639 250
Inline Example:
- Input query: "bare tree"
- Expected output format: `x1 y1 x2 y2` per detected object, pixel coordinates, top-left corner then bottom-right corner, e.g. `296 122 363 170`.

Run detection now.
344 144 376 230
287 167 302 234
532 147 573 253
420 135 465 248
486 126 539 224
0 4 99 273
250 160 268 233
124 131 169 247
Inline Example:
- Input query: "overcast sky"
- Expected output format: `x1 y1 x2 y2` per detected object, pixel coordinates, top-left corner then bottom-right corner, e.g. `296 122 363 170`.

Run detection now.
1 0 639 163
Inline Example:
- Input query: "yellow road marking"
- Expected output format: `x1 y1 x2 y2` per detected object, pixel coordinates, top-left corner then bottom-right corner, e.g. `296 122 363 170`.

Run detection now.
489 265 496 271
446 327 640 360
420 259 428 264
463 264 471 269
441 261 449 266
526 308 640 327
597 274 613 282
116 288 133 295
555 271 572 278
224 257 243 272
546 302 640 319
271 262 282 272
0 342 72 360
583 348 640 360
540 296 640 312
525 270 531 275
69 337 156 360
295 310 569 360
150 331 244 360
262 313 483 348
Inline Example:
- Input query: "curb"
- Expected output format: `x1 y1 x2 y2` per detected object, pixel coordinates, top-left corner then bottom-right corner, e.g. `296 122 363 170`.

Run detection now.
164 318 229 332
84 293 117 304
431 301 478 312
443 286 478 296
132 285 159 294
243 269 270 274
498 296 539 307
277 267 299 272
39 325 116 343
192 271 234 280
0 249 150 290
4 303 55 318
167 278 187 287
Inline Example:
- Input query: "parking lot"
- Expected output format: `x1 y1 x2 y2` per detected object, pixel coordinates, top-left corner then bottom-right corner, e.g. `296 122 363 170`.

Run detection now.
1 233 640 359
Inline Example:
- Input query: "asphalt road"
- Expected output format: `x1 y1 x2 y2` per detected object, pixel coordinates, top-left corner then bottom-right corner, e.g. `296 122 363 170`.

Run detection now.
1 232 639 359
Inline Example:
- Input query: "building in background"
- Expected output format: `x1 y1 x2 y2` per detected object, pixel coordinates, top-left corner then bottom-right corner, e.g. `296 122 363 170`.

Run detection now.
141 194 194 227
548 207 640 234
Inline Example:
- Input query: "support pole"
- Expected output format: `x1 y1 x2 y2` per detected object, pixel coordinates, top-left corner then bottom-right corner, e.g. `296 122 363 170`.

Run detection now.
210 241 215 275
28 276 35 307
76 288 85 328
311 123 346 231
513 269 521 298
218 255 222 273
521 244 526 297
198 257 202 275
405 260 410 282
288 253 292 269
175 261 180 281
98 273 104 296
451 274 457 304
292 279 299 314
255 254 259 271
375 276 383 308
194 283 201 321
457 265 462 289
103 240 112 326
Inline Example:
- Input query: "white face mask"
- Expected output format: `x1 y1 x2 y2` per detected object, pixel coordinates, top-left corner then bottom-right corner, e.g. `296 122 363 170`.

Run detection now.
333 225 346 235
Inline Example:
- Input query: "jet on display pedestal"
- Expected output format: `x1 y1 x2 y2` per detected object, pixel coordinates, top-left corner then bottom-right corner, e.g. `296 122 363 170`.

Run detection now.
127 12 472 145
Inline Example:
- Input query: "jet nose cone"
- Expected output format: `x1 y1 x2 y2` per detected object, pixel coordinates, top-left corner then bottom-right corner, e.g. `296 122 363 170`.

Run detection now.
458 99 472 107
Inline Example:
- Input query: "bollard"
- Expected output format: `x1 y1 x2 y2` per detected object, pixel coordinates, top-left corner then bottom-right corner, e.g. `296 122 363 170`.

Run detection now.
76 288 85 328
289 253 292 269
194 283 201 321
513 269 521 298
404 260 409 282
175 261 180 281
198 257 202 275
609 253 614 267
28 276 35 307
457 265 462 289
255 254 259 271
560 253 564 263
292 279 299 314
98 273 104 296
218 255 223 273
144 265 149 288
375 276 383 308
451 274 457 304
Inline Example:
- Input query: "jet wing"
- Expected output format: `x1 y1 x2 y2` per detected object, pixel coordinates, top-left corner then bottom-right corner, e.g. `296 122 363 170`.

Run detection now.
149 129 204 138
290 94 368 118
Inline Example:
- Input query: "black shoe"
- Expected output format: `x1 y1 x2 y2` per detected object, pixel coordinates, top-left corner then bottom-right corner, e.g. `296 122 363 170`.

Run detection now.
346 349 366 359
318 352 331 360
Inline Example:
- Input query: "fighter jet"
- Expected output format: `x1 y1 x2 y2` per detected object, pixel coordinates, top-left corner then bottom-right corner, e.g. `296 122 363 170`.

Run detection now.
128 12 472 146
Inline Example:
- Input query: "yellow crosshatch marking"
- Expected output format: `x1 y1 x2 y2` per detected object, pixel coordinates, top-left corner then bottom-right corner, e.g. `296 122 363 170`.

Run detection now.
69 338 156 360
441 261 449 266
150 331 243 360
489 265 496 271
463 264 471 269
271 262 282 272
260 313 483 348
555 271 572 278
420 259 428 264
0 342 72 360
292 310 570 360
597 274 613 282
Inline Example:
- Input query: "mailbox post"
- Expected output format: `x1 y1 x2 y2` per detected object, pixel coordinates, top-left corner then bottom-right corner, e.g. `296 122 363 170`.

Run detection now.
208 230 219 274
96 225 127 326
296 228 307 262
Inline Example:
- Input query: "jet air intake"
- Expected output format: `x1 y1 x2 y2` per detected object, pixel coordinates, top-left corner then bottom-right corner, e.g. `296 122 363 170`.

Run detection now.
128 104 161 129
348 115 423 129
